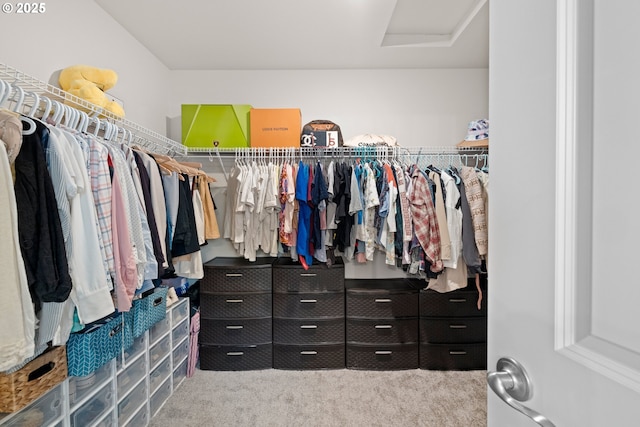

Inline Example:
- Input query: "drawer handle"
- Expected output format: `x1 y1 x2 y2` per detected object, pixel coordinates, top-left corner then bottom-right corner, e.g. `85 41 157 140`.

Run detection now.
225 273 243 277
375 298 392 303
300 351 317 355
375 325 392 329
300 273 317 277
300 299 317 303
449 298 467 303
300 325 318 329
226 352 244 356
449 324 468 329
226 299 244 303
225 325 244 330
449 351 468 355
375 351 393 355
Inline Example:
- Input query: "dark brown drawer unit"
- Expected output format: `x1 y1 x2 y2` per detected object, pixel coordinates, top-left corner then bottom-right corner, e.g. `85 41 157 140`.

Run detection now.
272 257 345 370
345 279 421 370
419 277 487 371
200 257 274 370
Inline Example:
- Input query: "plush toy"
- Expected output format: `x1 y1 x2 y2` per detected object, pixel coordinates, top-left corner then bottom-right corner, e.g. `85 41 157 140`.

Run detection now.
58 65 125 118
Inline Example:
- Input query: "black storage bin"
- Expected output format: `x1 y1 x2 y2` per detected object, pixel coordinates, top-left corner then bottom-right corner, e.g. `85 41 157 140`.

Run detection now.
419 342 487 371
419 317 487 343
346 343 419 370
200 317 272 346
273 343 345 370
346 318 419 344
200 292 272 319
200 344 272 371
273 317 344 344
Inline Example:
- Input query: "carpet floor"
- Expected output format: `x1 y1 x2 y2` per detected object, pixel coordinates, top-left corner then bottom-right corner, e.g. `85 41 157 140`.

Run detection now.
149 368 487 427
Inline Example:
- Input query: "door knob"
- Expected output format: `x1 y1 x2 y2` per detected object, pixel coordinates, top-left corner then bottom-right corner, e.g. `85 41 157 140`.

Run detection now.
487 357 556 427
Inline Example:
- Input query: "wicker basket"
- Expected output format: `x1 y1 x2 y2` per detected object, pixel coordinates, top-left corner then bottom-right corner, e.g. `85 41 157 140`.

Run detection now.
0 346 68 413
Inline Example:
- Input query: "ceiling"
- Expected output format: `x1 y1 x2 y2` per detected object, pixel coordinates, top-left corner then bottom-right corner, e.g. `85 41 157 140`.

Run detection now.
95 0 489 70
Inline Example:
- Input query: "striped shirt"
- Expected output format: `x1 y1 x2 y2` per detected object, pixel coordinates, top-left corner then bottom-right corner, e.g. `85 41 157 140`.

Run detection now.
87 135 115 276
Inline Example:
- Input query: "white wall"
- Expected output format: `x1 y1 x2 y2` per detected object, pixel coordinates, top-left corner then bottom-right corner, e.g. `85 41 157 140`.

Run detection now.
167 69 488 147
0 0 169 134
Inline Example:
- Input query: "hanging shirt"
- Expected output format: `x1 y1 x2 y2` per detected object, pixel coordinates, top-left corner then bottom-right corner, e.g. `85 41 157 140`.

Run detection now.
0 141 36 371
394 163 413 243
87 135 115 277
198 175 220 240
441 170 463 269
362 163 380 261
110 146 147 287
429 171 452 262
311 162 329 263
456 171 482 274
136 151 169 269
162 171 181 250
59 129 114 323
295 161 313 266
461 166 488 256
133 151 165 278
408 165 443 273
172 173 201 258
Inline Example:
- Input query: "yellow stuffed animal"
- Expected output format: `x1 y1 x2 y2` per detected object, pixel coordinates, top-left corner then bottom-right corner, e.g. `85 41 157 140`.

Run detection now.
58 65 125 118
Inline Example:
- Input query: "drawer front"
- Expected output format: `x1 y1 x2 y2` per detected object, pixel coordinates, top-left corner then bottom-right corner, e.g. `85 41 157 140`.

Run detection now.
3 383 65 427
273 292 344 318
200 344 273 371
118 379 146 426
419 289 486 317
273 343 345 370
346 318 418 345
419 317 487 343
200 317 272 345
273 317 345 345
202 267 272 293
419 342 487 371
346 343 419 370
346 291 418 318
201 292 272 318
273 265 344 293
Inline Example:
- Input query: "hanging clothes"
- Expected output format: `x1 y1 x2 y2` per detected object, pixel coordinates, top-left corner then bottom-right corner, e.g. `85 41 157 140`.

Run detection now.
461 166 488 257
14 121 73 311
0 135 36 371
408 165 443 273
295 161 313 267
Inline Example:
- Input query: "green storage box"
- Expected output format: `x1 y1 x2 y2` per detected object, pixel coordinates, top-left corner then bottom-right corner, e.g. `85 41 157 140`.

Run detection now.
182 104 252 148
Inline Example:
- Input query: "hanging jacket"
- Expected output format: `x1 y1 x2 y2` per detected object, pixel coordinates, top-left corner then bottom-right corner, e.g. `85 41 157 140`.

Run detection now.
13 121 72 311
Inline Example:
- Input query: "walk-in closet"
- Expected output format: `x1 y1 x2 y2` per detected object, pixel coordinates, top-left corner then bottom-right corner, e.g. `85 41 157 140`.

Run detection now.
2 1 640 427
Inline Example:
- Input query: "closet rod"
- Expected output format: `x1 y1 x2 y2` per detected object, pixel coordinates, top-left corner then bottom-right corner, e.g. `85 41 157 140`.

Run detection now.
0 63 186 156
187 145 488 158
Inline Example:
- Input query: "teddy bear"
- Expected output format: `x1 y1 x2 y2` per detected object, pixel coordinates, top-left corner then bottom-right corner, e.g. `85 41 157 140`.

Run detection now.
58 65 125 118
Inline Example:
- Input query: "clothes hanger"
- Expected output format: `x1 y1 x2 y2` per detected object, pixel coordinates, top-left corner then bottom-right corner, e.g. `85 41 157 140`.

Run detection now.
9 86 36 135
39 96 52 122
26 91 40 117
0 80 8 107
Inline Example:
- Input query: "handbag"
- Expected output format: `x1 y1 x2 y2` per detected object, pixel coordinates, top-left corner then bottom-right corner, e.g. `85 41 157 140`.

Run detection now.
67 313 132 376
128 286 169 338
300 120 343 147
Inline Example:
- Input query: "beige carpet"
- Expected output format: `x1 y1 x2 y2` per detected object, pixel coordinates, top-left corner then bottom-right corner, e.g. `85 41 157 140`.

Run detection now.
150 369 487 427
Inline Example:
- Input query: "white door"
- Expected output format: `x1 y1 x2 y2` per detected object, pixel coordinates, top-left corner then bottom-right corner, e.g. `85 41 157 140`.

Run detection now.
488 0 640 425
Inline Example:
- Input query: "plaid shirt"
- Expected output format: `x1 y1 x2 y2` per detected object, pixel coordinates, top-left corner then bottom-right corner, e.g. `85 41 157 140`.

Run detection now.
408 166 443 272
88 136 115 276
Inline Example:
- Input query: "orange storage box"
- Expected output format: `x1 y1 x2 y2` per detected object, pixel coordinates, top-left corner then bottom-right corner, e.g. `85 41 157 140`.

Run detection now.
249 108 301 147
